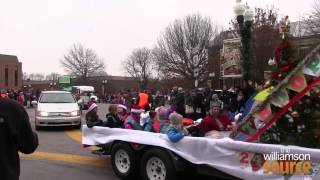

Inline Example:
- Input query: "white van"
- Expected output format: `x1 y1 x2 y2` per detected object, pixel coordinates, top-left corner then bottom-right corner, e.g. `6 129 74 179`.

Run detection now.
35 91 81 130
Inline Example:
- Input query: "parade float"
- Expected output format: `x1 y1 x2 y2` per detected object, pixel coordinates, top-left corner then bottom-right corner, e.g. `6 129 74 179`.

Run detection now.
82 17 320 180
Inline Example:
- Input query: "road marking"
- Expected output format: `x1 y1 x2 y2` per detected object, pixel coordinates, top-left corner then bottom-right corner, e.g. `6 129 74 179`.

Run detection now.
65 129 82 143
20 151 110 168
64 129 99 150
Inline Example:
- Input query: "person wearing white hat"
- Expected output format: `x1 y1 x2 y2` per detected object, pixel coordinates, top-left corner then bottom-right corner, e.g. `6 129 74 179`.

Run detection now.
117 104 128 122
86 103 103 128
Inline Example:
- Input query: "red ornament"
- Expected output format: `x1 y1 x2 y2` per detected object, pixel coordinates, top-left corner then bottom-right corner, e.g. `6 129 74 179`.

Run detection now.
272 73 284 80
279 64 293 72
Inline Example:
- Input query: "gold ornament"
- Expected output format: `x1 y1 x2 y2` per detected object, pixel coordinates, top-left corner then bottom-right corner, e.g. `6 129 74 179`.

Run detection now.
279 16 290 39
264 80 271 88
291 111 299 118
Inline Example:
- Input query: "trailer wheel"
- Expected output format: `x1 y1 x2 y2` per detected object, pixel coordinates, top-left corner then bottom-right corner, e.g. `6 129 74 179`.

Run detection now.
111 142 139 179
141 148 177 180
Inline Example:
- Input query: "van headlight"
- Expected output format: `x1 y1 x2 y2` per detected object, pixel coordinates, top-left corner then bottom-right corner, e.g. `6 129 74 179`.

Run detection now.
37 111 49 117
70 110 80 116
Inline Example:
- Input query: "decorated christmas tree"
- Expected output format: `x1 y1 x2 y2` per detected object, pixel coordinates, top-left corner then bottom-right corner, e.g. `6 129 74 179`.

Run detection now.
260 16 320 148
230 16 320 149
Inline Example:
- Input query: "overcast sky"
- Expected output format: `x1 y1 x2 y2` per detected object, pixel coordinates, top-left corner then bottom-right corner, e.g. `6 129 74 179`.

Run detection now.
0 0 314 76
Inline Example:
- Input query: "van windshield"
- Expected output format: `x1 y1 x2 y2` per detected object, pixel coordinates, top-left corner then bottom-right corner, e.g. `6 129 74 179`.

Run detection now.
40 93 76 103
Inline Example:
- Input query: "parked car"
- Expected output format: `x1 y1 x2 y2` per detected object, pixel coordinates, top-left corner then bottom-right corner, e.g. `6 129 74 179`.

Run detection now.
35 91 81 130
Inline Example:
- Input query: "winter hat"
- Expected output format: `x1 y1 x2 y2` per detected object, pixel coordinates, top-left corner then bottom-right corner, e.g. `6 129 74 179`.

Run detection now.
131 105 145 114
118 104 127 110
211 101 221 108
88 103 98 113
169 113 183 129
117 104 127 112
169 112 188 135
156 106 168 121
90 96 98 102
212 94 219 100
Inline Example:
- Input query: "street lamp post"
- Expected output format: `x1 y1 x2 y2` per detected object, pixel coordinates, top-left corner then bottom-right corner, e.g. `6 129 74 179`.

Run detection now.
209 72 215 89
102 79 108 96
234 0 254 86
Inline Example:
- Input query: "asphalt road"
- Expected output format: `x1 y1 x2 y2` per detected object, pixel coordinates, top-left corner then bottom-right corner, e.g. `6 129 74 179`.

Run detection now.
20 103 119 180
20 103 214 180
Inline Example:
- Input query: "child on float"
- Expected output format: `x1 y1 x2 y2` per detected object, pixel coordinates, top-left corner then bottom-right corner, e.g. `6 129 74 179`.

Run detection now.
124 105 144 130
105 104 123 128
152 106 174 133
166 112 189 142
117 104 129 123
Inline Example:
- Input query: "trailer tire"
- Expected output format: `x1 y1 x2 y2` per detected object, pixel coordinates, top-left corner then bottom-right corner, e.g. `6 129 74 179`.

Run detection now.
141 148 177 180
111 142 139 179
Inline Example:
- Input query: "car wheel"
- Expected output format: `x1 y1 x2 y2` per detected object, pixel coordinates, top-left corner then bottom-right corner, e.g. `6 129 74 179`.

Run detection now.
75 123 81 129
35 125 41 131
111 142 139 179
141 148 177 180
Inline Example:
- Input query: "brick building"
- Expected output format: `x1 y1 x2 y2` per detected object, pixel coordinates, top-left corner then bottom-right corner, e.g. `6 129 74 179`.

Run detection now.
208 26 320 90
71 76 140 95
0 54 23 90
23 80 51 92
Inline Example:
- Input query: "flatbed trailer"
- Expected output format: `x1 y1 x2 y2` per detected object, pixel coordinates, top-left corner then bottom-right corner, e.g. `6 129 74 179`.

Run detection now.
82 126 320 180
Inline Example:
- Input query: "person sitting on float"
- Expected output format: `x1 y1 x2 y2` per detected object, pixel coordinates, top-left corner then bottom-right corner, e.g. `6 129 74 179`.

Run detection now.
105 104 123 128
140 110 156 132
153 106 174 133
167 112 189 142
198 102 233 135
117 104 128 123
86 103 103 128
124 105 144 130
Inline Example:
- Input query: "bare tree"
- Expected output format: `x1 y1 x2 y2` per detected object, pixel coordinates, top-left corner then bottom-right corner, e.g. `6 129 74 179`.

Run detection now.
153 14 219 85
60 44 106 83
304 0 320 35
28 73 36 80
34 73 45 81
26 73 45 81
123 47 154 90
45 73 60 81
23 72 29 80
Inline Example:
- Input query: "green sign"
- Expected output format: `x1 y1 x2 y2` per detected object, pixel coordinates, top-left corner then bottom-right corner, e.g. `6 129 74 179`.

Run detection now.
58 76 71 84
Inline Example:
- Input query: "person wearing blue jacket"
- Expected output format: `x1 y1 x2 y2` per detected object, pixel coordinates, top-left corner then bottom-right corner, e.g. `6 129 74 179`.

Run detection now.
167 113 189 142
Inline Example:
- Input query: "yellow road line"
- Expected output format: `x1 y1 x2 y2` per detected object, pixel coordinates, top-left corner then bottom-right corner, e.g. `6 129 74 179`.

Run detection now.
64 129 99 150
65 129 82 143
20 151 110 169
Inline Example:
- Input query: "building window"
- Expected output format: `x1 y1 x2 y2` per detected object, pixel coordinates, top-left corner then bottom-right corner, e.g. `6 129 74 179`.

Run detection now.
5 67 8 87
15 69 18 87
